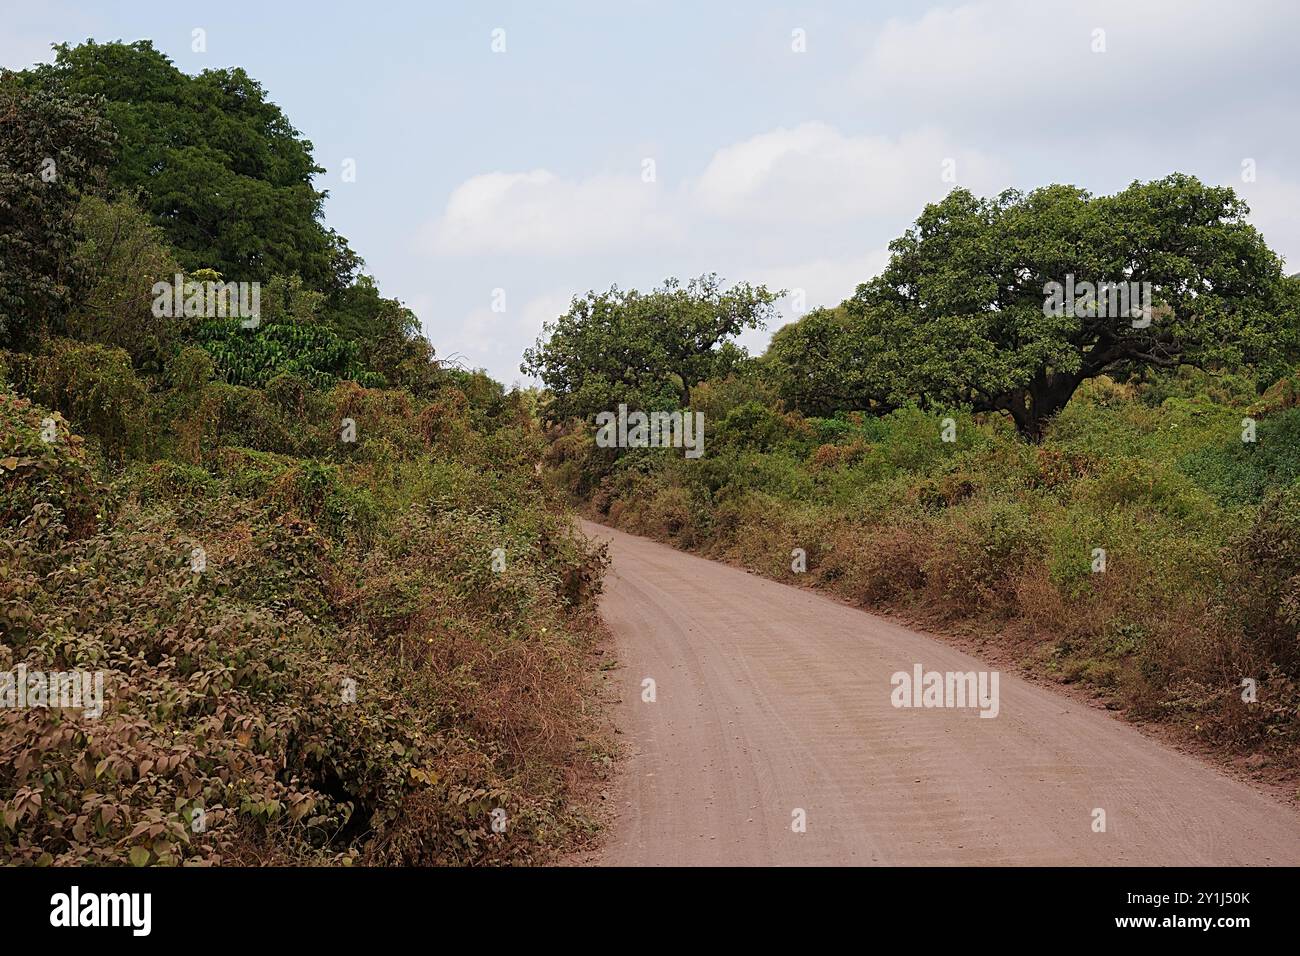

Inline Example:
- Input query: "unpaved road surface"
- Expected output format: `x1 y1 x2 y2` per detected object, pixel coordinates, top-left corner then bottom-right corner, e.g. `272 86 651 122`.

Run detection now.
583 521 1300 866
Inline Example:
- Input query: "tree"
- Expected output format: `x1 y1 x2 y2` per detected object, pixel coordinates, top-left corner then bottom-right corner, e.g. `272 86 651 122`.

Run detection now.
764 306 884 417
0 70 114 349
325 275 439 394
844 175 1287 439
522 274 781 422
67 193 182 371
9 40 443 393
21 41 358 292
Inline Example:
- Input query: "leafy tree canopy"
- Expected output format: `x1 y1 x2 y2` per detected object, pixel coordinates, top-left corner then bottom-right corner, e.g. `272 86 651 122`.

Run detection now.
523 274 782 423
0 70 115 348
764 306 877 418
325 274 439 393
67 193 182 371
20 40 358 292
8 41 439 391
836 174 1288 438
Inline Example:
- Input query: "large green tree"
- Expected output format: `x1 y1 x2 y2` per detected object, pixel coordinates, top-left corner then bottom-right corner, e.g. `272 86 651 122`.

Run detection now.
20 40 358 292
0 70 114 348
840 175 1287 439
522 274 781 422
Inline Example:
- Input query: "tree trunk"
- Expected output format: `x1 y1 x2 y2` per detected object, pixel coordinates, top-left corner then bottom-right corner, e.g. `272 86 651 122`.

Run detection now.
1018 370 1082 442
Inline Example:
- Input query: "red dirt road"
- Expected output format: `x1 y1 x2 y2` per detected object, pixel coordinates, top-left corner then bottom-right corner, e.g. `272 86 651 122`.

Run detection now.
583 520 1300 866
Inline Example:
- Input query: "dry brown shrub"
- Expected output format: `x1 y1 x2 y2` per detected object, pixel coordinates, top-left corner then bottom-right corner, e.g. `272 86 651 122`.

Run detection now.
822 519 931 606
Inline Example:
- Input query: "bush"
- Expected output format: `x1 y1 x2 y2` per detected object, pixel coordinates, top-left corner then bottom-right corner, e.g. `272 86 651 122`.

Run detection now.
1224 489 1300 672
66 194 183 370
15 341 154 461
1179 407 1300 505
714 401 811 455
1084 456 1216 523
197 319 382 390
3 377 612 866
924 499 1041 616
0 388 97 538
0 501 522 865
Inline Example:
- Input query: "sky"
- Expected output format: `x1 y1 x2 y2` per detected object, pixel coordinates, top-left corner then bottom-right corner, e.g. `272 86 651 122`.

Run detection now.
3 0 1298 385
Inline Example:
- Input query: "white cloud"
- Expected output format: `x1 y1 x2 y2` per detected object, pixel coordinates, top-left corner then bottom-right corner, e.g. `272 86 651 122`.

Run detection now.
428 122 1009 269
422 288 575 384
853 0 1299 132
425 121 997 380
429 170 681 256
761 248 891 310
692 122 1008 223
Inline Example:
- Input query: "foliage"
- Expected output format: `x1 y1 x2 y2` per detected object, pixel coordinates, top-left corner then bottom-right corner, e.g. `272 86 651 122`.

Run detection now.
325 275 439 394
832 176 1287 439
1 380 611 866
66 193 183 370
1179 407 1300 505
0 389 97 538
523 274 782 423
6 340 155 460
12 42 441 396
21 41 357 292
196 319 384 390
0 70 115 348
764 307 876 417
1224 490 1300 673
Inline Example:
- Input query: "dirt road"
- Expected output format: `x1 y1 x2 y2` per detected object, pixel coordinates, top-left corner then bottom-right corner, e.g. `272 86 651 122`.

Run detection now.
583 520 1300 866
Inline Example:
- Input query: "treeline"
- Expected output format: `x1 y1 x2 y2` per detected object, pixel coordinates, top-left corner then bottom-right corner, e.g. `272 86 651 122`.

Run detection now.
2 40 441 390
1 41 610 866
527 176 1297 442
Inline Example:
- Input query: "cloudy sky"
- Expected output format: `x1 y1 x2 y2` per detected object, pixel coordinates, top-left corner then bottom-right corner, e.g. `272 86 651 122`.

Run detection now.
3 0 1297 385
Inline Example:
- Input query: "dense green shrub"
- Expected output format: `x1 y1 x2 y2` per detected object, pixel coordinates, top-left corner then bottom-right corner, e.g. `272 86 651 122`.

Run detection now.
197 320 383 390
1225 489 1300 672
714 401 807 454
1179 407 1300 505
924 499 1040 615
66 194 184 371
0 389 98 538
2 378 611 866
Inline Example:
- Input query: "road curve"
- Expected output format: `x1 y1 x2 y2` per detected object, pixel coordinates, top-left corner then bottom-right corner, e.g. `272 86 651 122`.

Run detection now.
583 520 1300 866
